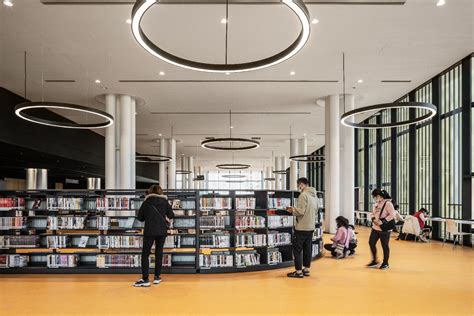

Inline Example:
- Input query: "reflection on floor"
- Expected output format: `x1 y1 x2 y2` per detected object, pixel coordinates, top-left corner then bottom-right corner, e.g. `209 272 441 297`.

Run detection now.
0 226 472 316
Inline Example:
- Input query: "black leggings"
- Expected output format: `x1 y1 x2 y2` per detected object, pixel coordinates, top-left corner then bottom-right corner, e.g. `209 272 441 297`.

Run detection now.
292 230 313 271
368 229 391 265
141 235 167 280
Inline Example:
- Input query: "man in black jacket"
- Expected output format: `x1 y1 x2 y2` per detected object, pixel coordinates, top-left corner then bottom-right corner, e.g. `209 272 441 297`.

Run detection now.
134 185 174 287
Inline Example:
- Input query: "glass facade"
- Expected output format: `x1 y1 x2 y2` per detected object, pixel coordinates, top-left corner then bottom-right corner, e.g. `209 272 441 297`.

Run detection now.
368 117 377 210
396 96 410 215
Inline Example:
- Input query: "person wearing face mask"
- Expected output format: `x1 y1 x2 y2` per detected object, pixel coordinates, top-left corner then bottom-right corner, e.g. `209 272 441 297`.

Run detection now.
367 188 395 270
285 177 317 278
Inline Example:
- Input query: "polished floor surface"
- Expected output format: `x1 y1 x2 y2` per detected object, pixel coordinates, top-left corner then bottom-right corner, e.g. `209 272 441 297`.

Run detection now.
1 227 473 316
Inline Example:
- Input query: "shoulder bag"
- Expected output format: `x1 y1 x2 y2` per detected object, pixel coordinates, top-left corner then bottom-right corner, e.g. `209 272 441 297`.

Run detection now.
379 201 396 232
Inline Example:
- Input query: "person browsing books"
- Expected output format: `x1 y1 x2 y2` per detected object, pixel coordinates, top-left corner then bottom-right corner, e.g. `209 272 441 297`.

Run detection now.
285 177 317 278
134 184 174 287
367 189 395 270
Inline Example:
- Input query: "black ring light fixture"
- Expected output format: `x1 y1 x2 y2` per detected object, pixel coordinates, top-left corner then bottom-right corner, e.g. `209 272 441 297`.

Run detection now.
289 154 325 163
131 0 310 73
176 170 192 175
340 102 437 129
221 174 246 179
14 102 114 129
216 163 251 170
272 170 288 175
264 177 276 181
136 154 172 163
202 138 260 151
225 180 246 184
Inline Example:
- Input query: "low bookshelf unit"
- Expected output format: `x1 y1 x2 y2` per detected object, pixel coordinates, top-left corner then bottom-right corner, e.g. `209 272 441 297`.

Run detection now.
0 189 324 274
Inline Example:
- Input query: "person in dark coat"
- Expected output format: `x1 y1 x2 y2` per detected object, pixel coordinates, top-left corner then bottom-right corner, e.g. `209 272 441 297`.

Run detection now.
134 185 174 287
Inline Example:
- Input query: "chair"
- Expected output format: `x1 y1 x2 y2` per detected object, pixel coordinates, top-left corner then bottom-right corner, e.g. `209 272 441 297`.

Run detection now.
355 211 364 226
443 220 472 249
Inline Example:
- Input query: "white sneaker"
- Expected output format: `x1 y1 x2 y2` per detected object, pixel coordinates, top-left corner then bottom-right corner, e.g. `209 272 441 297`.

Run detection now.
419 235 428 242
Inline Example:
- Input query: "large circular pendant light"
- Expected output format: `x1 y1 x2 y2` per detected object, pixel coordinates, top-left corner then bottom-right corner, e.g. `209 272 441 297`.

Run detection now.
201 110 260 151
15 102 114 129
131 0 310 73
338 53 437 129
289 153 325 163
136 154 172 163
216 163 250 170
221 174 246 179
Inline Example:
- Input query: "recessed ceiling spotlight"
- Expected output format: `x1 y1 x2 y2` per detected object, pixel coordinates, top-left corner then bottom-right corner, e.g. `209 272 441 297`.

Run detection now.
357 79 364 83
3 0 13 7
436 0 446 6
158 133 162 137
303 133 307 137
311 18 319 24
221 18 228 24
126 18 132 24
95 79 101 84
225 72 231 75
290 71 296 76
230 126 234 129
159 71 165 76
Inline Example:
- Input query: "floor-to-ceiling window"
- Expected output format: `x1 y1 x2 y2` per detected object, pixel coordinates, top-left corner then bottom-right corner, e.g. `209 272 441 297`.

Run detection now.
381 110 391 194
396 95 410 215
416 83 433 211
308 146 325 192
368 117 377 210
357 129 365 211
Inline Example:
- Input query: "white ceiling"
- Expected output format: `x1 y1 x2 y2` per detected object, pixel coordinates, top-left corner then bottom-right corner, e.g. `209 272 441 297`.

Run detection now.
0 0 472 170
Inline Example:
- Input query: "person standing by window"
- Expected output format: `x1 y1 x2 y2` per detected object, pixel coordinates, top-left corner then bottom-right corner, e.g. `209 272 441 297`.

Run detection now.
134 185 174 287
367 189 395 270
285 178 317 278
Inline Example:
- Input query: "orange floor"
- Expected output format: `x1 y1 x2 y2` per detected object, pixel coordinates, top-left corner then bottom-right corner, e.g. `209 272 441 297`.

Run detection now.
0 227 473 316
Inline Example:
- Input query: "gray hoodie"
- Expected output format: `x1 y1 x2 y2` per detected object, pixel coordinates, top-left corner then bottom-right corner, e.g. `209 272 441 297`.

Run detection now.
293 187 317 231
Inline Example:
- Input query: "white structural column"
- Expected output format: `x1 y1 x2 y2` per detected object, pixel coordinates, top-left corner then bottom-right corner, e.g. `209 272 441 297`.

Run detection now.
167 139 176 189
280 156 287 190
105 94 116 189
341 94 355 225
130 98 136 189
188 156 194 190
274 156 281 190
298 138 308 179
290 139 299 190
159 138 167 188
114 96 121 189
119 95 132 189
264 166 272 190
193 166 200 189
325 95 341 233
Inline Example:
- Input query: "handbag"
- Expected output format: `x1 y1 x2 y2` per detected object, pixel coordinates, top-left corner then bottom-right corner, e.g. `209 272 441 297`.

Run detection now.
335 227 351 258
379 201 396 232
151 204 170 229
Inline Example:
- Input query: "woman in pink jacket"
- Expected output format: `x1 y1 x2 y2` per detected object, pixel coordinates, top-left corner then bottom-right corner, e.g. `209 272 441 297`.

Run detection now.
367 189 395 270
323 216 352 258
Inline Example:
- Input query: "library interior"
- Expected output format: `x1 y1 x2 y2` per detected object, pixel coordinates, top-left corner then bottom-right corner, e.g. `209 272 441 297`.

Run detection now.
0 0 473 315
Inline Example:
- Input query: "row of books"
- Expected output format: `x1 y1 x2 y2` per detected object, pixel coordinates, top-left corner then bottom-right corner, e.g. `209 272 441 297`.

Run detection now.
47 216 86 230
235 215 265 229
0 197 25 209
0 255 29 268
268 198 292 209
235 197 256 210
268 250 283 265
199 234 231 248
313 227 323 240
200 197 232 210
235 251 261 267
0 217 26 229
46 235 68 248
0 235 39 248
268 232 292 246
199 216 229 229
171 200 195 210
199 252 233 268
95 196 133 210
235 233 267 247
47 198 83 210
96 254 174 268
267 216 294 228
98 236 142 249
47 254 78 268
312 243 320 257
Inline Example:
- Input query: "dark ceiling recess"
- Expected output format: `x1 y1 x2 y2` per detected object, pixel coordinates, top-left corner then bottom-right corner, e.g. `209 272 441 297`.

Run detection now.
41 0 406 5
0 87 157 183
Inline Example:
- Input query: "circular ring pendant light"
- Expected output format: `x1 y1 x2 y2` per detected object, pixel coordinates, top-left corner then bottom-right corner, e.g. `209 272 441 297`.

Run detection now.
131 0 311 73
15 102 114 129
340 102 437 129
264 177 276 181
338 53 437 129
289 153 325 163
176 170 192 175
272 169 288 175
216 163 250 170
201 110 260 151
136 154 172 163
221 174 246 179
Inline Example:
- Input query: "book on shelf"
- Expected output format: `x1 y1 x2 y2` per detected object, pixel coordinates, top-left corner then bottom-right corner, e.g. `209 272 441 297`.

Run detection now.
235 250 260 268
0 197 25 209
267 231 292 246
235 197 256 210
78 236 90 248
0 217 26 229
95 196 132 210
104 210 136 217
47 216 85 230
0 235 39 248
98 235 142 249
47 197 83 210
96 254 141 268
46 235 68 248
47 254 77 268
0 255 29 268
267 215 294 228
171 199 196 210
312 243 320 257
164 235 196 248
313 227 323 240
200 197 232 210
267 249 283 265
235 215 266 229
268 198 292 209
199 251 233 268
170 218 196 229
199 233 230 248
173 210 196 217
235 233 267 247
199 216 228 229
